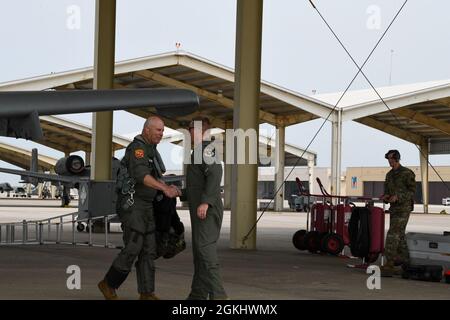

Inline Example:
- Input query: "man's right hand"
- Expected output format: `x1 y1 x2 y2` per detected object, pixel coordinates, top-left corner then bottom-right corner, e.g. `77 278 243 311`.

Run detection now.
163 185 180 198
172 185 182 197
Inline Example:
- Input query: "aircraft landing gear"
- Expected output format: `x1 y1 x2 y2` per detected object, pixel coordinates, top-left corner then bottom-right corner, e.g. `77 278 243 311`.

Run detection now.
76 220 111 233
76 223 85 232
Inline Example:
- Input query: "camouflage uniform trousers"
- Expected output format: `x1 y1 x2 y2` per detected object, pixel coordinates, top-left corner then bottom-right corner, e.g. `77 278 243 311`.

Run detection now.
112 199 157 294
384 209 410 265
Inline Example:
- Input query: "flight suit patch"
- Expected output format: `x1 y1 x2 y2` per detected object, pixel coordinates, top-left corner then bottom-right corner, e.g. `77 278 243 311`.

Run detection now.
135 149 145 159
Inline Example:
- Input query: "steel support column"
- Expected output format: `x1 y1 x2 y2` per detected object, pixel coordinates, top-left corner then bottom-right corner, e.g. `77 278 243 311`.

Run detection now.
230 0 263 250
274 126 285 212
419 140 429 214
308 159 315 195
85 151 91 166
330 110 342 197
91 0 116 180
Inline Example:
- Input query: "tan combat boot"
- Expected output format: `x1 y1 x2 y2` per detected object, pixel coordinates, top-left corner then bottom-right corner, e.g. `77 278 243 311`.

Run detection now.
380 262 397 277
382 258 406 277
98 279 119 300
139 293 160 300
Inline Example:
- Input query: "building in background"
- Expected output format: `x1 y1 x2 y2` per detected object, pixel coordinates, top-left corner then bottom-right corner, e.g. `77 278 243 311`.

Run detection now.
346 166 450 205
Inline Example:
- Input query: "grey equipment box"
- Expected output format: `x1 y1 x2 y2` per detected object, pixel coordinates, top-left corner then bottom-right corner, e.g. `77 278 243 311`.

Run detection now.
258 200 274 211
406 232 450 270
77 180 117 220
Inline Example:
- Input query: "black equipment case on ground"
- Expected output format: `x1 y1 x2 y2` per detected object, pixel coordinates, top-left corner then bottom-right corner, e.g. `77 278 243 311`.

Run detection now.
401 264 443 282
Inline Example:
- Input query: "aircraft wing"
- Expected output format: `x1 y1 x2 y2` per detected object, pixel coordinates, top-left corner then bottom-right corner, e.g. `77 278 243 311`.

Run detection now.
0 89 199 140
0 167 185 187
0 167 85 186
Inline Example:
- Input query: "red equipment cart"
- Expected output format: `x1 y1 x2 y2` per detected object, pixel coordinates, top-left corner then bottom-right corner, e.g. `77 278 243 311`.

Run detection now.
292 177 386 262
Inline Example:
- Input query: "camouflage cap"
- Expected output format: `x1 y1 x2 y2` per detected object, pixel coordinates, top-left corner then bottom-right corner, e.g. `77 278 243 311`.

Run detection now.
385 149 401 161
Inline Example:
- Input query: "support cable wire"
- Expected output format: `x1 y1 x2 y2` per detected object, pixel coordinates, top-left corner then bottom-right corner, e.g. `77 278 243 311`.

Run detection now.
241 0 409 246
310 0 450 193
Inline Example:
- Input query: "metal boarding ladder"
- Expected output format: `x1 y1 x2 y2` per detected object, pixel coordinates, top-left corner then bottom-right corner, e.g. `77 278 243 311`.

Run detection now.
0 212 118 248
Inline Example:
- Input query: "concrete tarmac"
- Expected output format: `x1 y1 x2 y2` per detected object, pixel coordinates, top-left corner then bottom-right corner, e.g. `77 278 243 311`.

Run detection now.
0 199 449 300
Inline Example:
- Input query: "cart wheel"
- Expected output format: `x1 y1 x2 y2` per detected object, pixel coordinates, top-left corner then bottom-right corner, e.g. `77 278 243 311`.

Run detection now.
292 230 307 251
304 231 320 253
444 273 450 284
76 223 85 232
321 233 344 256
318 232 330 252
365 253 380 264
432 276 441 282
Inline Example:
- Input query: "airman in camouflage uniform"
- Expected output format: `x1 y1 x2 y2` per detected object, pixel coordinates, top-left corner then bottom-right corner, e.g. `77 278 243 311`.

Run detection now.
98 116 180 299
381 149 416 276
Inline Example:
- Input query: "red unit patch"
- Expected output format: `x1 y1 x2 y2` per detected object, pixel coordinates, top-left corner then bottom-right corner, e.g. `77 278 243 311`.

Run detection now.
134 149 145 159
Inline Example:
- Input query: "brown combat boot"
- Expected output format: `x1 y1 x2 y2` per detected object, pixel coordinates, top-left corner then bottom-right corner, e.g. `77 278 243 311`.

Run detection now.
394 267 403 276
380 261 404 277
380 261 396 277
98 279 119 300
139 293 160 300
393 257 409 267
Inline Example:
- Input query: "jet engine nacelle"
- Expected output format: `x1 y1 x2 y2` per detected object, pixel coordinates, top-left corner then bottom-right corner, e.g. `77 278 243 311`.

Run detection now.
54 155 86 176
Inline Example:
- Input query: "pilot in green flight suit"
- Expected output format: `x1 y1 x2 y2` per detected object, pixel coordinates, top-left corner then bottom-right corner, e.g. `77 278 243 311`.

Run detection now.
98 116 180 300
185 118 227 300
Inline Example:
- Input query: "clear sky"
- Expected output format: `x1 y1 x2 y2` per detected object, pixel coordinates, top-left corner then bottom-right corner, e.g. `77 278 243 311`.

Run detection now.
0 0 449 184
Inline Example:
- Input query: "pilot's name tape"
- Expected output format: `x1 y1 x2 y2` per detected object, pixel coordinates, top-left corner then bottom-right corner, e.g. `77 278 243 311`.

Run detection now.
171 303 279 318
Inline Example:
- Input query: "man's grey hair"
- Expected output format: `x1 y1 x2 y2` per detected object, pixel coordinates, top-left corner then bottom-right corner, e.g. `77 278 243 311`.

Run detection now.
143 116 164 131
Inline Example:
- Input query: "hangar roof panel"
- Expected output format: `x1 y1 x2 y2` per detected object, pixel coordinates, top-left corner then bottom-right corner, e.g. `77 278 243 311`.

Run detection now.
314 80 450 153
0 51 335 129
0 142 57 171
1 52 448 154
37 115 131 153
